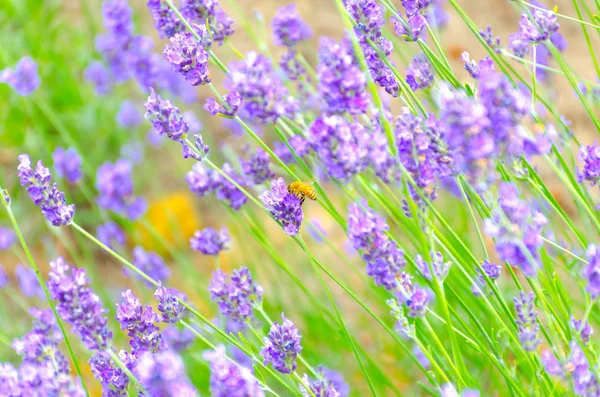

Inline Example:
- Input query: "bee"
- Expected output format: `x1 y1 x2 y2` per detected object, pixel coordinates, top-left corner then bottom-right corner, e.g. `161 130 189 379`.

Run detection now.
287 179 317 205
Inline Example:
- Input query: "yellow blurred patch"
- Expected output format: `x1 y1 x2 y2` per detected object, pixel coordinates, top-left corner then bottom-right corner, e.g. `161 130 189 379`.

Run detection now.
135 192 200 254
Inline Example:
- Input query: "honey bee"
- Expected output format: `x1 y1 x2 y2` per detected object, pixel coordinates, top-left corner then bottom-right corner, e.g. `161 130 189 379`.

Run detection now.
287 179 317 204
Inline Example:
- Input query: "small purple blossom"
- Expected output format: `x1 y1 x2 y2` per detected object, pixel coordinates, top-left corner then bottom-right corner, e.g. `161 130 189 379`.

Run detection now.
145 88 207 160
203 345 264 397
136 350 198 396
116 289 167 356
162 325 195 353
415 251 451 281
259 178 304 236
577 143 600 187
317 37 369 114
213 163 248 210
392 14 426 42
190 226 230 255
96 159 147 219
319 367 350 397
18 154 75 226
479 26 502 53
261 313 302 374
15 264 43 298
164 27 211 86
155 284 186 323
406 55 433 91
180 0 234 46
97 221 126 249
0 56 41 96
0 227 15 250
440 383 481 397
89 350 129 396
583 244 600 299
570 316 593 345
147 0 184 39
84 61 111 95
271 4 312 47
116 100 142 128
570 342 600 395
300 374 341 397
518 10 559 43
541 349 563 376
209 267 263 325
52 147 82 184
204 90 242 117
130 246 170 287
186 162 217 197
471 260 502 297
242 148 275 185
514 291 541 351
47 257 112 351
225 52 298 124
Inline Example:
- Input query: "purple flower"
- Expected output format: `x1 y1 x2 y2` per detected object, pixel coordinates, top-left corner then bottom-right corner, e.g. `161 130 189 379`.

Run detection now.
0 227 15 250
47 257 112 350
484 183 547 277
145 88 207 160
541 349 563 376
136 350 198 396
570 342 600 395
89 350 129 396
164 27 211 86
271 4 312 47
259 178 304 236
97 221 126 249
17 154 75 226
316 37 369 114
319 367 350 397
155 284 186 323
190 226 230 255
513 291 541 351
84 61 111 95
116 100 142 128
203 345 264 397
261 313 302 374
300 374 341 397
347 200 406 290
0 56 40 96
116 289 167 356
406 55 433 91
479 26 502 53
392 14 426 42
162 325 195 353
225 52 298 124
16 264 44 298
52 147 82 184
241 148 275 185
401 0 431 16
204 90 242 117
406 287 430 317
307 116 370 181
583 244 600 299
518 10 559 43
471 260 501 297
8 308 85 396
213 163 248 210
570 316 593 345
96 159 147 219
130 246 170 286
577 143 600 186
415 251 451 281
180 0 234 46
209 267 263 325
186 162 217 197
147 0 184 39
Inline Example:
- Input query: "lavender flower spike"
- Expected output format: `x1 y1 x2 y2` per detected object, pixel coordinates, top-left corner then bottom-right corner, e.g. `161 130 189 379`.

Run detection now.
155 283 186 323
271 4 313 47
583 244 600 299
242 148 275 185
190 226 230 255
577 142 600 187
130 246 170 286
52 147 82 184
203 345 265 397
164 26 211 86
17 154 75 226
209 267 263 325
136 350 199 396
261 313 302 374
0 56 41 96
259 177 304 236
204 90 242 117
513 291 541 351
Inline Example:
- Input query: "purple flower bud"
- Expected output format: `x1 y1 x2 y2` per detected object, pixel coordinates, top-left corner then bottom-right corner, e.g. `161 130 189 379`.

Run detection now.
162 325 195 353
319 367 350 397
190 226 230 255
147 0 184 39
0 227 16 250
479 26 502 53
47 257 112 350
209 267 263 325
186 162 217 197
52 147 82 184
203 345 264 397
406 287 429 317
204 90 242 117
406 55 433 91
89 350 129 395
84 61 111 95
300 374 341 397
18 154 75 226
136 350 198 396
261 313 302 374
259 178 304 236
180 0 234 46
241 148 275 185
271 4 312 47
415 251 451 281
570 342 600 395
0 57 41 96
570 316 593 345
392 14 426 42
164 27 211 86
96 159 147 219
213 163 248 210
155 284 186 323
514 291 541 351
541 349 563 376
471 260 501 297
518 10 559 43
577 142 600 187
583 244 600 299
129 246 170 287
116 100 142 128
